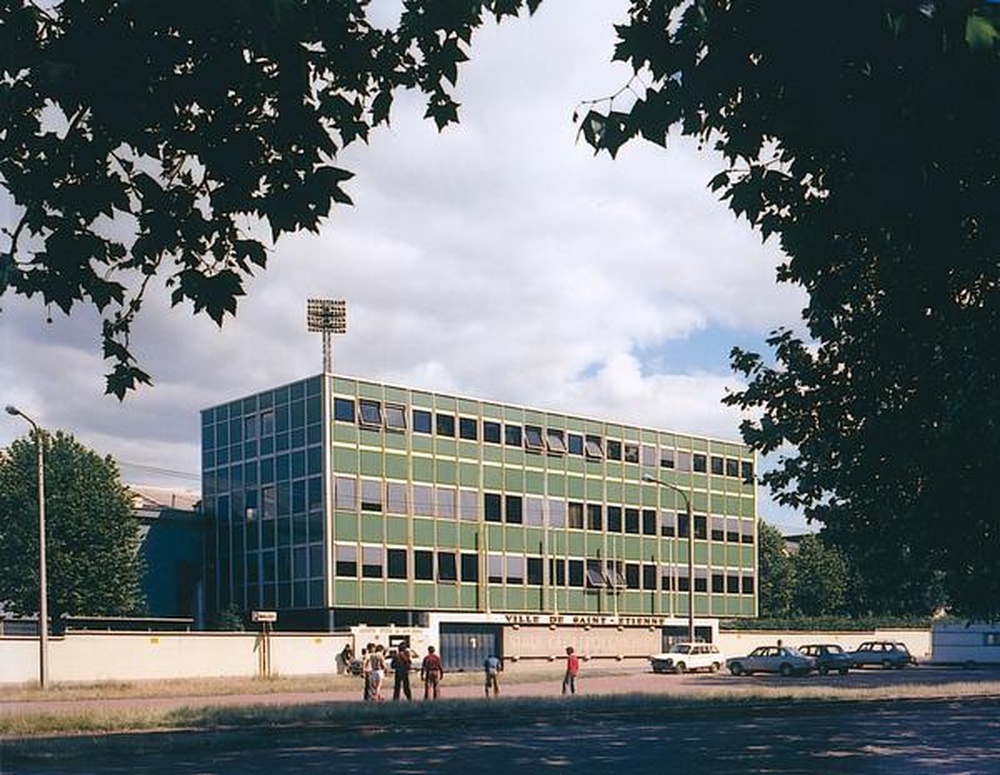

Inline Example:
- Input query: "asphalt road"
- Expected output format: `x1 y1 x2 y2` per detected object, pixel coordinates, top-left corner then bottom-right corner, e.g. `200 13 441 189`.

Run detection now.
4 667 1000 774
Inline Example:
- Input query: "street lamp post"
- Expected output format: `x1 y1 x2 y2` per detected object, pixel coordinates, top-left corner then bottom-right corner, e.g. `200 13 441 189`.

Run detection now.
5 405 49 689
643 473 696 643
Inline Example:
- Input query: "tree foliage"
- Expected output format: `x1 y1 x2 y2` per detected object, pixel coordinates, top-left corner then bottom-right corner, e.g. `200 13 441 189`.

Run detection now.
757 521 794 617
577 1 1000 618
0 0 540 397
0 431 144 622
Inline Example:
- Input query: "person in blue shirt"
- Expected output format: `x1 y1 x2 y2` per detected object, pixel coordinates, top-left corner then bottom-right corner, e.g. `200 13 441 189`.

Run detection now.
483 654 502 697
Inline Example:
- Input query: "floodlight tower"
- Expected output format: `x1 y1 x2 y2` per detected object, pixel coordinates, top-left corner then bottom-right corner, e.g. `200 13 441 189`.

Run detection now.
306 299 347 374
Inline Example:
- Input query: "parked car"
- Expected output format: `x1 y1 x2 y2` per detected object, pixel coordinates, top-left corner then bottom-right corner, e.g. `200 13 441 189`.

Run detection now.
850 641 917 669
726 646 816 677
649 642 724 674
798 643 854 675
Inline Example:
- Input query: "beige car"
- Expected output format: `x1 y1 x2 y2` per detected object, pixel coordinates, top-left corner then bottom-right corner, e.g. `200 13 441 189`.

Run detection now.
649 642 724 673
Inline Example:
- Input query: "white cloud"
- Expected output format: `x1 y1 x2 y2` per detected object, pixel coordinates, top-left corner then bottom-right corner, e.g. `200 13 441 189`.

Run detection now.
0 0 810 531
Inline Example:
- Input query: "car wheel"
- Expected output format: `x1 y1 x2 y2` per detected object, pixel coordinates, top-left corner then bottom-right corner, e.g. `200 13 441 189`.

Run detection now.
818 665 829 676
838 667 849 675
675 662 687 674
710 662 721 673
779 663 793 677
729 663 743 676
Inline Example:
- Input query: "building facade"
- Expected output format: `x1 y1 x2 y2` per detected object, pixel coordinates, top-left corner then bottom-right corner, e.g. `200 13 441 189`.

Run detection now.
201 374 758 637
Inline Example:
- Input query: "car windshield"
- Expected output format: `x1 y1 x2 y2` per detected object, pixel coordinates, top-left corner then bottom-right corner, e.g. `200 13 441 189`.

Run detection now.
826 645 845 654
669 644 692 654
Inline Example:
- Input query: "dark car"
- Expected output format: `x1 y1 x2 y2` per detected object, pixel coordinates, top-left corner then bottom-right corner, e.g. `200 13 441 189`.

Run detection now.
798 643 854 675
850 641 917 669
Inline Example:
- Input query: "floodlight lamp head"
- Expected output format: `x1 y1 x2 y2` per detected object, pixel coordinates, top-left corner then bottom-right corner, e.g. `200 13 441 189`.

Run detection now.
306 298 347 333
5 405 20 417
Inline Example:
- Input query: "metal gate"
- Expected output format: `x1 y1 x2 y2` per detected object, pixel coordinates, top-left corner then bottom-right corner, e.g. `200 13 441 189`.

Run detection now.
439 623 503 672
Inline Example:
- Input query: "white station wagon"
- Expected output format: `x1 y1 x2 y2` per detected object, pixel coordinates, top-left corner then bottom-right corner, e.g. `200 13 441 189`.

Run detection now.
649 642 724 673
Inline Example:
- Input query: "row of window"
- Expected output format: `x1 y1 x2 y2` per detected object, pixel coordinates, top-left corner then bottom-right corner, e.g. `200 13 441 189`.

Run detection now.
334 477 754 542
332 544 755 594
334 397 753 480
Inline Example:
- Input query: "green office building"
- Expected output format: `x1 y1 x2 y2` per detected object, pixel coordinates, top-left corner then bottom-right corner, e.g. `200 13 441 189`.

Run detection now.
201 374 758 633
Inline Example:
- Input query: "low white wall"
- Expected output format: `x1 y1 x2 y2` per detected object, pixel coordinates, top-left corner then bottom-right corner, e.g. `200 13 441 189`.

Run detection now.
0 632 352 686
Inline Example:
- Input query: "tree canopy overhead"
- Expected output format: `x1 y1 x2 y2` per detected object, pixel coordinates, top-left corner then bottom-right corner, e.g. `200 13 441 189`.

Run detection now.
0 0 540 397
577 0 1000 617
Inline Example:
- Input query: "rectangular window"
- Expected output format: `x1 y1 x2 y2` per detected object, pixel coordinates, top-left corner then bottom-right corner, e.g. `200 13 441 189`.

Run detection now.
741 460 755 482
387 548 407 579
483 421 502 444
461 553 479 582
676 450 692 472
506 555 525 585
585 435 604 459
642 564 657 591
586 560 607 588
387 482 407 514
505 424 523 446
262 485 277 518
626 563 640 589
484 492 502 523
642 508 657 536
436 486 456 519
527 557 543 586
261 409 275 436
660 448 675 469
459 489 478 521
436 413 455 437
567 434 584 455
568 559 584 587
459 417 478 441
524 496 544 526
551 558 566 586
693 453 707 473
413 484 434 517
727 575 740 594
711 517 725 542
362 545 383 579
741 520 755 544
487 554 503 583
438 551 458 582
360 479 382 512
414 550 434 580
695 575 708 593
641 445 657 467
545 429 567 454
524 425 545 451
607 440 622 461
623 443 640 464
711 455 724 475
726 518 739 543
568 501 584 529
661 568 674 591
607 505 622 533
384 404 407 431
587 503 603 531
694 514 708 540
725 458 739 478
741 576 755 594
335 543 357 577
712 573 725 593
359 399 382 428
548 498 567 528
625 508 640 534
335 477 356 510
412 409 433 434
505 494 523 524
244 415 258 440
660 511 677 537
678 575 690 592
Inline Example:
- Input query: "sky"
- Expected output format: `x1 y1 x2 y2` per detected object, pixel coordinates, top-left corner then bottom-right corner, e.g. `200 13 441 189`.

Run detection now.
0 1 811 534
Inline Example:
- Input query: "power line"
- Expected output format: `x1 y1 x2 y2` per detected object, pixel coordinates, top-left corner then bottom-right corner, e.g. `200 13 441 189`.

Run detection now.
117 460 200 481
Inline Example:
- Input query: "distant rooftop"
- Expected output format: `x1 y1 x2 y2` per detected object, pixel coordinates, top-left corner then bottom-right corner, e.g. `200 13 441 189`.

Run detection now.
128 484 201 512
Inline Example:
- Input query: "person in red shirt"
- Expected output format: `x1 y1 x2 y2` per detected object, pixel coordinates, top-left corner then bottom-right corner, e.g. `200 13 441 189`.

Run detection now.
420 645 444 700
562 646 580 695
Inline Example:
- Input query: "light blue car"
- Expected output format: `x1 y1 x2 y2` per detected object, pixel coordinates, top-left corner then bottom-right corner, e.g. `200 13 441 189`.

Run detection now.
726 646 816 677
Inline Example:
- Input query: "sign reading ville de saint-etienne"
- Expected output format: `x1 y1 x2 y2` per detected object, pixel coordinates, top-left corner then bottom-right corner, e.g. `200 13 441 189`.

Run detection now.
503 613 670 628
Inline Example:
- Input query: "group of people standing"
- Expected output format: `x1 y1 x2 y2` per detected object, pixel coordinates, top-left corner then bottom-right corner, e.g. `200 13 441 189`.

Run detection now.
341 642 581 700
341 642 445 701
